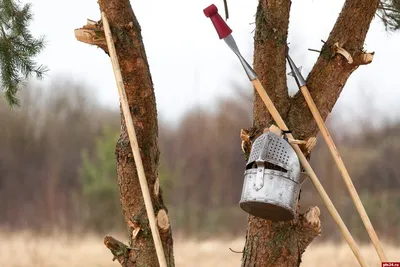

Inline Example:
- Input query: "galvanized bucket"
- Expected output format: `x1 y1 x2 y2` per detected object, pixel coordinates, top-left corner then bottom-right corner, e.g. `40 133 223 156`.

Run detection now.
239 131 307 221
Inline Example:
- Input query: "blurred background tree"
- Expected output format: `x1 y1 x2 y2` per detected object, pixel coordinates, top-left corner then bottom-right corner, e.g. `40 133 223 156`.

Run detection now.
1 0 400 245
1 80 400 241
79 126 124 233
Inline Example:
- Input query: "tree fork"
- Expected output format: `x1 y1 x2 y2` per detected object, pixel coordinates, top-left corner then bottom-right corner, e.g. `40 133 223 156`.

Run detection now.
75 0 175 266
242 0 317 265
243 0 380 266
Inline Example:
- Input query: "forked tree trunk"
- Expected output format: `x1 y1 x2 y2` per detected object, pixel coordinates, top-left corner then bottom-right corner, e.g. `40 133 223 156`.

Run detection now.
74 0 379 266
241 0 379 266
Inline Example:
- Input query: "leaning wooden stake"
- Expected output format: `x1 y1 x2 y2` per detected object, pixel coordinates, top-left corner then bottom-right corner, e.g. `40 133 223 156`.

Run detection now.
252 79 369 267
101 12 168 267
287 52 387 263
302 84 387 262
203 4 369 267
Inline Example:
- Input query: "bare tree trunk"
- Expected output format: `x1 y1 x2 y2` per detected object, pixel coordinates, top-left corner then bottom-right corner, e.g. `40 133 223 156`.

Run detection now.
76 0 174 266
241 0 379 266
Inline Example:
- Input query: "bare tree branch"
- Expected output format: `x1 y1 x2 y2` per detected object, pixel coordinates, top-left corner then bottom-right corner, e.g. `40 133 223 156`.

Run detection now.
287 0 380 139
223 0 229 20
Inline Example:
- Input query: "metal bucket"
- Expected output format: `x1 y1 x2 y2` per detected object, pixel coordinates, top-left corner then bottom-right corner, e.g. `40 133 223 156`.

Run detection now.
239 131 307 221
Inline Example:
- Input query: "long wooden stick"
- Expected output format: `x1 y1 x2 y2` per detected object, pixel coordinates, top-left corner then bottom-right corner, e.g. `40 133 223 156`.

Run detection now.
203 5 369 265
251 79 370 267
101 12 168 267
299 85 387 262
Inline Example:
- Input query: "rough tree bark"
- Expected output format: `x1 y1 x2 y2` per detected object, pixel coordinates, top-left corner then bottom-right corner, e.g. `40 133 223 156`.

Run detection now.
75 0 174 266
74 0 380 266
241 0 379 266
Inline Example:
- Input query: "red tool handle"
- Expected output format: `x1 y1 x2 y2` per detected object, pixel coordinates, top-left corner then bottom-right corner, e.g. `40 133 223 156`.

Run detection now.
203 4 232 39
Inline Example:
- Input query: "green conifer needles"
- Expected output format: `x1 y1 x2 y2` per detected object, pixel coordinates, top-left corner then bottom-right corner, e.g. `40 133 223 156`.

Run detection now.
0 0 47 106
378 0 400 31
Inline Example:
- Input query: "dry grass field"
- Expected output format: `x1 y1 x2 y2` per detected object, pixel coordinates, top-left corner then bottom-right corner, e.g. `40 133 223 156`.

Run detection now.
0 230 399 267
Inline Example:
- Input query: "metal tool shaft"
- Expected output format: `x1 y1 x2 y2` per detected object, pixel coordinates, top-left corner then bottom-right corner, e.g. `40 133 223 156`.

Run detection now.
224 35 257 81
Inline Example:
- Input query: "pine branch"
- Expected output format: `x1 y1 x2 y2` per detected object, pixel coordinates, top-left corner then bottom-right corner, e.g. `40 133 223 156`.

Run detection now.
0 0 47 106
377 0 400 31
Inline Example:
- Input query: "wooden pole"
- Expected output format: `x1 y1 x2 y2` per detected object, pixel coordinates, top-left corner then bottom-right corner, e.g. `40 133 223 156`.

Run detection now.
251 79 370 267
299 85 387 262
101 12 168 267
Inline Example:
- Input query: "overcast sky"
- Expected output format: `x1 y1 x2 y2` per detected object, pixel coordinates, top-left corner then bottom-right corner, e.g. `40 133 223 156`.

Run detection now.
23 0 400 127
